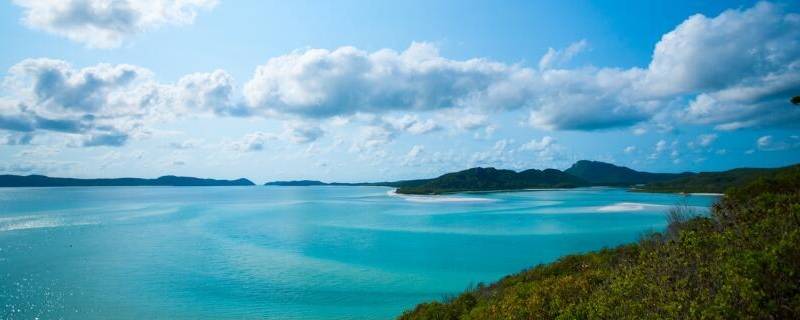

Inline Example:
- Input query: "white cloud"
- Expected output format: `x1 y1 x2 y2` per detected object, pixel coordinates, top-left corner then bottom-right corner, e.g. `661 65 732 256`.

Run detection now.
452 112 488 131
383 114 440 135
282 121 324 144
756 135 799 151
176 70 243 116
519 136 555 152
538 39 588 70
349 125 395 152
13 0 217 48
229 131 271 152
243 42 518 118
624 146 636 154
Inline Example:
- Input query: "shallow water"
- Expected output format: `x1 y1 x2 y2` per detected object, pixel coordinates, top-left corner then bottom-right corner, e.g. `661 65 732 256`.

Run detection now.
0 186 718 319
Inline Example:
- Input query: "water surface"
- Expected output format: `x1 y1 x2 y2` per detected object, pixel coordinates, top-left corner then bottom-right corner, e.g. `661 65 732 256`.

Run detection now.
0 186 718 319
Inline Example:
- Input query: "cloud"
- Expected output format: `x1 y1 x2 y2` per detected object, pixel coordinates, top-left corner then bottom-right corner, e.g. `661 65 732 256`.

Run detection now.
226 121 324 152
519 136 555 152
538 39 588 70
243 42 519 118
282 121 324 144
452 112 488 131
649 139 669 159
402 144 425 166
13 0 217 48
240 2 800 131
698 133 717 147
7 58 155 117
624 146 636 154
349 125 395 152
229 131 271 152
82 131 128 146
176 70 244 116
168 139 202 149
651 2 800 129
1 132 35 145
756 135 799 151
519 136 563 161
383 114 440 135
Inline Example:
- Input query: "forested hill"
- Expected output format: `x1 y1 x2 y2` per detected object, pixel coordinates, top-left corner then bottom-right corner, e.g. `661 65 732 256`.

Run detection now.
637 164 800 193
395 167 588 194
0 174 255 187
565 160 692 185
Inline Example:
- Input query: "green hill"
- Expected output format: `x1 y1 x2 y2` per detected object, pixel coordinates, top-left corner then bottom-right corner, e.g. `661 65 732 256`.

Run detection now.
396 167 587 194
565 160 691 186
637 164 800 193
399 165 800 319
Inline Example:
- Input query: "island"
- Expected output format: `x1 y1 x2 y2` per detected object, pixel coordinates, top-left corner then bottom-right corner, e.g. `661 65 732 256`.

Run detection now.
0 174 255 187
263 160 800 195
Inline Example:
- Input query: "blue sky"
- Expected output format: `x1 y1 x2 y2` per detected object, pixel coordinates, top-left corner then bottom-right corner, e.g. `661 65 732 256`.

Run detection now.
1 0 799 182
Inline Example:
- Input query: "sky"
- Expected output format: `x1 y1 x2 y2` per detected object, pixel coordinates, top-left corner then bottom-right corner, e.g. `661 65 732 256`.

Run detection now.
0 0 799 183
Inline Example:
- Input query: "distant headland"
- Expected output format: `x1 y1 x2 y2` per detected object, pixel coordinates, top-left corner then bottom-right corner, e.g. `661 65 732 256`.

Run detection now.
0 175 254 187
2 160 796 193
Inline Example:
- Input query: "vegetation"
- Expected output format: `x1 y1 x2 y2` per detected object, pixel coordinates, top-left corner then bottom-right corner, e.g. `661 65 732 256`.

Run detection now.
0 174 255 187
396 167 587 194
565 160 691 186
399 166 800 319
637 164 799 193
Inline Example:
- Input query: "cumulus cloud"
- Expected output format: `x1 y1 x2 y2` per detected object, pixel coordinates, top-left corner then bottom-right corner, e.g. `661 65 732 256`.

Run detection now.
243 43 518 118
2 58 169 146
654 2 800 129
1 58 249 147
239 2 799 131
13 0 217 48
176 70 244 116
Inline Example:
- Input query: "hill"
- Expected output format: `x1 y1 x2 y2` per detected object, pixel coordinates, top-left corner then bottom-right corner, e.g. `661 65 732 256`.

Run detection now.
565 160 691 185
637 164 800 193
395 167 587 194
0 174 255 187
399 163 800 319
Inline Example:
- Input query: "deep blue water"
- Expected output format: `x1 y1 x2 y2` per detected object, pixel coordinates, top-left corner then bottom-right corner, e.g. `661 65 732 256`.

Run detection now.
0 186 718 319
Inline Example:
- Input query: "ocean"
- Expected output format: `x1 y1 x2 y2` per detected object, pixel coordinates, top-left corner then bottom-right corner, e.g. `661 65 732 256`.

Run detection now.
0 186 718 319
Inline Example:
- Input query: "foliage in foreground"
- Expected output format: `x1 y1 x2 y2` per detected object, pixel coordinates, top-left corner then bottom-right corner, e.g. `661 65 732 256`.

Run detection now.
400 166 800 319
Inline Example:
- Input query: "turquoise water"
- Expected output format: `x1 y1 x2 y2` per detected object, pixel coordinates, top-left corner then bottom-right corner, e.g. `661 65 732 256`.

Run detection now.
0 186 718 319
